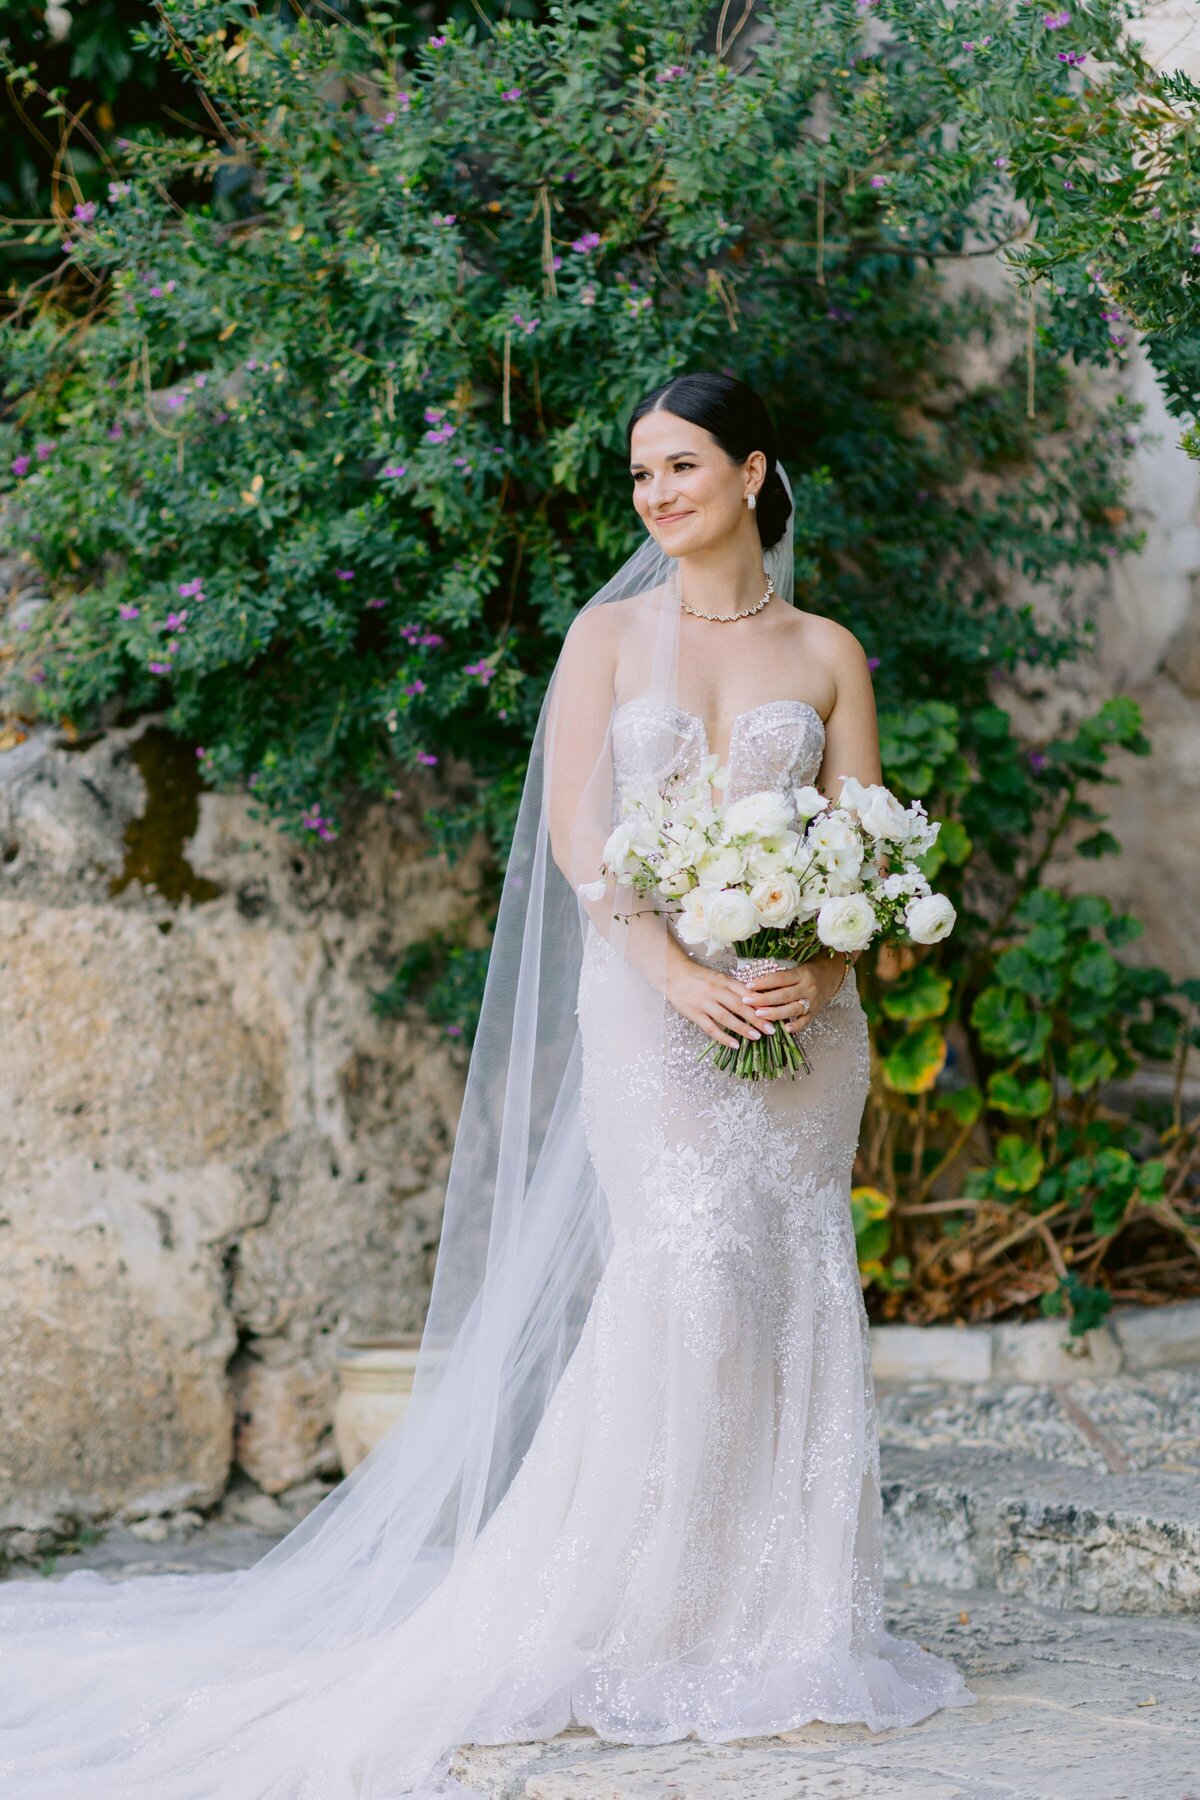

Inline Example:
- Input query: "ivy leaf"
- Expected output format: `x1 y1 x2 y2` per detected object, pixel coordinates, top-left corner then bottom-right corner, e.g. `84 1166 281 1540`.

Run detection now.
1065 1042 1118 1091
992 1134 1045 1195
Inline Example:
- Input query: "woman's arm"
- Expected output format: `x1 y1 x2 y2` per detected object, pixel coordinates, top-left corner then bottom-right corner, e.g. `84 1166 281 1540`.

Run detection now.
745 621 883 1026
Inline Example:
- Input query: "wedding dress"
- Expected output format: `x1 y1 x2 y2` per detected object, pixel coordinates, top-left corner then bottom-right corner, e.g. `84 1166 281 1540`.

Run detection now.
0 477 975 1798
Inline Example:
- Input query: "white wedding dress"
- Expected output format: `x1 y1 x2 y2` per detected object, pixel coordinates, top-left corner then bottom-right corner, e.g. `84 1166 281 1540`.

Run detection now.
0 691 976 1796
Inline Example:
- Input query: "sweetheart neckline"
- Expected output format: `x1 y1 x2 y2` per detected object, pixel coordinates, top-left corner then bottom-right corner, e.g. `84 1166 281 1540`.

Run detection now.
612 696 826 772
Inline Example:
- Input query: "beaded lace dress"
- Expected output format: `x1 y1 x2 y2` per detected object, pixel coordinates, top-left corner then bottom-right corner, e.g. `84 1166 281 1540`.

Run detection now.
0 514 976 1799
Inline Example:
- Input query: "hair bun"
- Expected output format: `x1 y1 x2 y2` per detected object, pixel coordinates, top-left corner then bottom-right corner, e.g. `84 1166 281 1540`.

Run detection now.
756 463 791 553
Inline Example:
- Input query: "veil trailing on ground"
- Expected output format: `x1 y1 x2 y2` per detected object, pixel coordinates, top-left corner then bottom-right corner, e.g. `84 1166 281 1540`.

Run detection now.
0 470 796 1800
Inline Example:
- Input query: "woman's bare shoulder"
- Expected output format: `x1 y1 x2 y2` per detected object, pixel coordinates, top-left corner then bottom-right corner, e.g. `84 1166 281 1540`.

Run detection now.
783 605 869 660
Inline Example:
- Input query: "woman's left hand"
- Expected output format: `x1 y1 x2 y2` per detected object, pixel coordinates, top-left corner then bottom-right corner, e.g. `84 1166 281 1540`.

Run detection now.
741 954 847 1032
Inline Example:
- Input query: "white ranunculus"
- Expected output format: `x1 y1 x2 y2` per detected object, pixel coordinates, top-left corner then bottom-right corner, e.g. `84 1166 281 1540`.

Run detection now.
675 889 713 947
723 789 792 839
905 893 957 944
706 886 761 947
857 784 911 843
816 893 878 953
697 842 747 887
792 784 828 823
750 873 802 928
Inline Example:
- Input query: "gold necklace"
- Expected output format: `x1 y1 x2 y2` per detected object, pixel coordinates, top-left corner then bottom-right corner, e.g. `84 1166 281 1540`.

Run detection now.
674 568 775 621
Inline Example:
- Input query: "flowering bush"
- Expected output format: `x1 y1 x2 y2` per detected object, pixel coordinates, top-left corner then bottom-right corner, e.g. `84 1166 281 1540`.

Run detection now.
1 0 1197 1323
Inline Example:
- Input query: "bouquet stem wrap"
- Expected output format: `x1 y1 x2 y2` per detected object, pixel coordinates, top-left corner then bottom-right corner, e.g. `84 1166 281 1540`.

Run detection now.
698 952 814 1081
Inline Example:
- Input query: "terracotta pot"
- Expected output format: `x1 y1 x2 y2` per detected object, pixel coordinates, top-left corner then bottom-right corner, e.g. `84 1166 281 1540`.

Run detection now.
333 1333 427 1474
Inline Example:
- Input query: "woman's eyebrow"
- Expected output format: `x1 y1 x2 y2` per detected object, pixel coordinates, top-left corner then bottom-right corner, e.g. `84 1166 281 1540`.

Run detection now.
629 451 700 471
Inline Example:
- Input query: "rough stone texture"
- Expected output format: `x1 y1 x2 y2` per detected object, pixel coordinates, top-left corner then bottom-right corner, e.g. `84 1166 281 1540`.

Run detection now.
875 1368 1200 1615
0 719 487 1540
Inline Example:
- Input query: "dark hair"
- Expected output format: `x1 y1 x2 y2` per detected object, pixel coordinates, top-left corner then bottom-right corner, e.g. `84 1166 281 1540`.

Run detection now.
625 371 792 552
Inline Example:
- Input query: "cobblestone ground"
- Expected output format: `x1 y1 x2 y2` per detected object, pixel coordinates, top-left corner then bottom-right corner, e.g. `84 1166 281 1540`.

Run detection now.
26 1510 1200 1800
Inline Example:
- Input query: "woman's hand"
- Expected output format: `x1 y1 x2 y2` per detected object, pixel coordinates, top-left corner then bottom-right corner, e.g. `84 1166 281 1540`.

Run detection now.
664 955 777 1049
742 953 848 1032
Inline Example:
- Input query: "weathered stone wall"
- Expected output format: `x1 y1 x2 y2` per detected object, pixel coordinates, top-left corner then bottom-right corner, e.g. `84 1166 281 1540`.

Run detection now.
0 718 487 1541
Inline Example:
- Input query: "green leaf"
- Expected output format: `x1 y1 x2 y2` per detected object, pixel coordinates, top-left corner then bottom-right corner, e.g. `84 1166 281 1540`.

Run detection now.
1065 1041 1118 1091
937 1084 984 1127
879 963 953 1022
881 1023 948 1094
992 1134 1045 1195
986 1071 1053 1118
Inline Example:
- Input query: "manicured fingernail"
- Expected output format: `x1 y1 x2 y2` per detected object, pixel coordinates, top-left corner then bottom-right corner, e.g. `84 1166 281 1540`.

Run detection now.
747 1029 761 1040
758 1020 775 1033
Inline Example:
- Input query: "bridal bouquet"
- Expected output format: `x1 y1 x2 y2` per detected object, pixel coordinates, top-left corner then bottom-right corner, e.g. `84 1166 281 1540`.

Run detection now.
582 754 957 1081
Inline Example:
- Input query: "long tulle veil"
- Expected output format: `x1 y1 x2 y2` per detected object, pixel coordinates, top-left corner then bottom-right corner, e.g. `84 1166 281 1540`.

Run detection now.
0 467 796 1799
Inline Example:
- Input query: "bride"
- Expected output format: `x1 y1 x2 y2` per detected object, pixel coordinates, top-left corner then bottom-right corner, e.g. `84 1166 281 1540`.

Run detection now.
0 371 975 1797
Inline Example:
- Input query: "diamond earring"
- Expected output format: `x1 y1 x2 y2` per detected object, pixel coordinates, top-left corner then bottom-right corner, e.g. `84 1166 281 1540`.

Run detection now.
746 493 757 511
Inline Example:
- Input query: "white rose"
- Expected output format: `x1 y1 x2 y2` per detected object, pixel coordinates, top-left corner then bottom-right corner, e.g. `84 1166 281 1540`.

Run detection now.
857 784 911 842
706 886 760 947
905 893 957 944
792 784 828 823
816 893 878 953
750 873 802 928
723 789 792 838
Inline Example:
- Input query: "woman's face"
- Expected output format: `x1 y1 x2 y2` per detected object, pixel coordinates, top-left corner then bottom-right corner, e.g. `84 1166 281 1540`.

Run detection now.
629 410 763 557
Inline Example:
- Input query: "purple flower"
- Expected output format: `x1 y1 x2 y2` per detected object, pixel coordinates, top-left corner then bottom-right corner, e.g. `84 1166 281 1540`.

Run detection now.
382 464 408 478
11 454 30 478
119 603 140 621
30 670 46 685
867 656 881 673
164 610 188 632
178 577 205 599
421 632 444 647
108 180 132 202
61 238 75 253
416 750 438 766
446 1023 464 1037
994 154 1009 168
424 407 446 423
425 423 457 443
428 33 447 46
148 660 172 675
655 65 685 83
432 212 457 226
500 87 522 102
403 679 427 696
1043 9 1070 25
511 312 540 335
366 596 387 609
571 231 602 253
870 174 888 189
1028 750 1048 773
335 568 355 580
35 441 54 462
73 201 97 223
107 423 124 440
464 659 494 685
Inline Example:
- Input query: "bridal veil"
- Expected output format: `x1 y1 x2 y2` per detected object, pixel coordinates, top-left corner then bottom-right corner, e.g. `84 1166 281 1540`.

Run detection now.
0 447 802 1797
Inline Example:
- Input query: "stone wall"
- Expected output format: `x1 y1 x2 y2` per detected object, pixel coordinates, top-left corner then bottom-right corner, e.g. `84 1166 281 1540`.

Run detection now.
0 717 487 1543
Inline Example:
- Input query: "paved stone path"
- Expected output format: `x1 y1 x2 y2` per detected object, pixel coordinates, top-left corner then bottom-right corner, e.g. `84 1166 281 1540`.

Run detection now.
17 1365 1200 1798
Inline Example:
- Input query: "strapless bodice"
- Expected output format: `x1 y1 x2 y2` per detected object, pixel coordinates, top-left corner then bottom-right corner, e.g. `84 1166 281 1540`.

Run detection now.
611 696 826 819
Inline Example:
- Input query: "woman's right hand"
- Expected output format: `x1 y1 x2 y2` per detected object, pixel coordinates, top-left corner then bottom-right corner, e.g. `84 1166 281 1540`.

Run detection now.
663 955 774 1049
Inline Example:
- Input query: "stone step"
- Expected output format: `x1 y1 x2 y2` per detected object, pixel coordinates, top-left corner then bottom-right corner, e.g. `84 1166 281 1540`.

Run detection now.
874 1361 1200 1616
880 1445 1200 1616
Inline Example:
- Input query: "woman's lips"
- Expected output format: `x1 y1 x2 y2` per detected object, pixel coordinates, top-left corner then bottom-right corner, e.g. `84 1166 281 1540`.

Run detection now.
656 511 692 524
